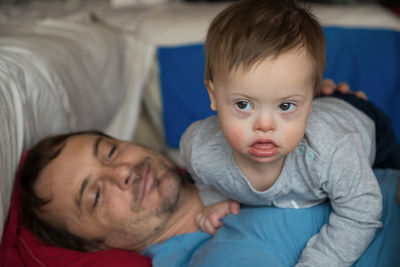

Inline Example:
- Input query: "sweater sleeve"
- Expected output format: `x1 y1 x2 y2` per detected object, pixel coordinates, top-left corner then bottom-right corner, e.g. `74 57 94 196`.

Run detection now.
296 134 382 267
179 119 229 206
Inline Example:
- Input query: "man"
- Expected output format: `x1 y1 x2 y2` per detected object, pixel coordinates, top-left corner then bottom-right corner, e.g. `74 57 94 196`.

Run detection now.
18 129 400 267
20 130 204 252
18 81 400 265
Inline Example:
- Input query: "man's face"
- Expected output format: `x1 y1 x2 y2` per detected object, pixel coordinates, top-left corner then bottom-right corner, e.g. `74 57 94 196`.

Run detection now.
34 134 182 251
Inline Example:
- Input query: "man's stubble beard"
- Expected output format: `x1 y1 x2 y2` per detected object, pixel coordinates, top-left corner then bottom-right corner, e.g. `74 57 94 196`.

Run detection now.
130 158 184 216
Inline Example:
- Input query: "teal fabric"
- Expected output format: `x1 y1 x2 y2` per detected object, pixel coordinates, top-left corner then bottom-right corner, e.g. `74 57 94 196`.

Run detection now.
144 169 400 267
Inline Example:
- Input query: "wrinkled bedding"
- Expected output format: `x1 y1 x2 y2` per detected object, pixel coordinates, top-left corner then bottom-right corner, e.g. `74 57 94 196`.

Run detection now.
0 17 154 241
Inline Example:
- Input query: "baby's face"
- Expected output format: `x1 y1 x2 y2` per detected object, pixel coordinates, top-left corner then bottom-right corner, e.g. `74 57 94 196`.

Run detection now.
206 47 314 170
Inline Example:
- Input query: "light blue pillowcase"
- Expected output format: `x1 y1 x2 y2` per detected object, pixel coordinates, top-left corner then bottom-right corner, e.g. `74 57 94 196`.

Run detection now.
146 169 400 267
191 169 400 267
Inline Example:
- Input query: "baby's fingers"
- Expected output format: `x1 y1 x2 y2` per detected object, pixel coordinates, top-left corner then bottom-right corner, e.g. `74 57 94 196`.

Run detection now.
229 200 240 215
196 214 218 235
208 212 223 229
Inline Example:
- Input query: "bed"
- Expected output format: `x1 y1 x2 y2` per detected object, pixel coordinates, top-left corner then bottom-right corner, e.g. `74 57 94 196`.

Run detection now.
0 0 399 266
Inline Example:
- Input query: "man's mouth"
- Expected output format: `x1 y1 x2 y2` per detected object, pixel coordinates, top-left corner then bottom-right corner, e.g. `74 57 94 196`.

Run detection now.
140 165 154 204
248 140 279 157
131 159 153 210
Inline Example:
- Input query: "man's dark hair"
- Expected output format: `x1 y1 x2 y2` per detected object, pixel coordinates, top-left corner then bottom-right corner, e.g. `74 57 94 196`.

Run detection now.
19 130 111 251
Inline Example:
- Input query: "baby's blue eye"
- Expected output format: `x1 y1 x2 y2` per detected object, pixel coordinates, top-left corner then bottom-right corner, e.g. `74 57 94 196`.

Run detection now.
279 102 295 112
236 101 252 111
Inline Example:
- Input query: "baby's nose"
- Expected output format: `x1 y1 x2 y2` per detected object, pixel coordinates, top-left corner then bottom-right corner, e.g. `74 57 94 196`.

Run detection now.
254 113 275 132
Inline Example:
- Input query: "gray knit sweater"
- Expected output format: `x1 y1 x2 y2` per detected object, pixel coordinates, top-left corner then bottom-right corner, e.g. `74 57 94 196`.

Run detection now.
180 97 382 267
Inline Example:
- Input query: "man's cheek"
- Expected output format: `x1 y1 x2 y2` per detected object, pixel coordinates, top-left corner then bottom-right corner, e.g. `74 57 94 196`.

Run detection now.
108 195 132 215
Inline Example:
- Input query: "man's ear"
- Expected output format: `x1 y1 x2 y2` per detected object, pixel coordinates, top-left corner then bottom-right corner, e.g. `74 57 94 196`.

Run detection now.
204 80 217 111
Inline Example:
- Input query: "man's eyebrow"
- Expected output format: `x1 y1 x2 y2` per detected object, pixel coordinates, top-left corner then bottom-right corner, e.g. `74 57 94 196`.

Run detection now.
76 177 89 210
93 136 102 157
75 135 102 210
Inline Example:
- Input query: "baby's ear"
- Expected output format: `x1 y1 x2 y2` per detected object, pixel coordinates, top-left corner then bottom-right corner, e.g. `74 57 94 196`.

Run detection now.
204 80 217 111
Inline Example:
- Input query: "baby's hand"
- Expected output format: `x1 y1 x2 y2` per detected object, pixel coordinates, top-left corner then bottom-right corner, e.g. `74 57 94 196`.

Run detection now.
196 200 240 235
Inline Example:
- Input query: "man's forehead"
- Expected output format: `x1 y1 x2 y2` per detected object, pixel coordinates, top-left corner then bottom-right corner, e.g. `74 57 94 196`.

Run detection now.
61 134 113 161
66 134 99 149
35 134 98 205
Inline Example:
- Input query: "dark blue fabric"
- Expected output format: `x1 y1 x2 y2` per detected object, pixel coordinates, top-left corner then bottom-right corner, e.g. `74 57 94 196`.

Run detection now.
158 44 214 148
322 92 400 169
323 27 400 143
158 27 400 148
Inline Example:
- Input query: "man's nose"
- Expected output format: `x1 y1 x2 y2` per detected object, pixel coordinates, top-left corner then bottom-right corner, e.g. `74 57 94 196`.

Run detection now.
254 112 275 132
107 164 132 190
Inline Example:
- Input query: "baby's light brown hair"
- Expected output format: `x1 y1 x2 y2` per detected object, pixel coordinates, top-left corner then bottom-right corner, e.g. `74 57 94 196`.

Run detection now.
204 0 326 95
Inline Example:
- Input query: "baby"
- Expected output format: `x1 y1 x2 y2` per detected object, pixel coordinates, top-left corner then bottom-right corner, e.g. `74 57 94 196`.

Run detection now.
180 0 400 266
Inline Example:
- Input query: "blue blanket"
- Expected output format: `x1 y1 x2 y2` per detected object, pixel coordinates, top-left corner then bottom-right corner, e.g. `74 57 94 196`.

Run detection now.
158 27 400 148
144 169 400 266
